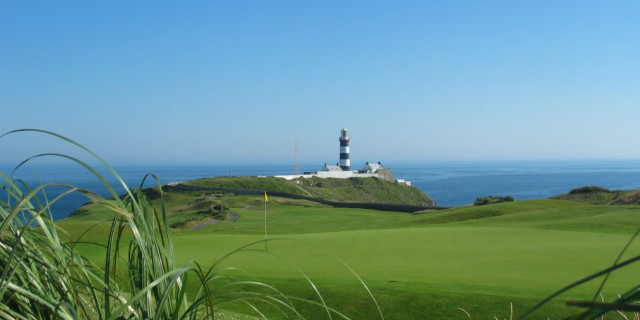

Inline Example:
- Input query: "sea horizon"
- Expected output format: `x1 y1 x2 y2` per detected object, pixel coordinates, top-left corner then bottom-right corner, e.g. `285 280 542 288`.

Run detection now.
2 158 640 221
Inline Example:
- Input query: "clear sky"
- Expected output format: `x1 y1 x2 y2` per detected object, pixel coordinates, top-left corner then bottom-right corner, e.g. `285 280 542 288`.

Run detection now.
1 1 639 165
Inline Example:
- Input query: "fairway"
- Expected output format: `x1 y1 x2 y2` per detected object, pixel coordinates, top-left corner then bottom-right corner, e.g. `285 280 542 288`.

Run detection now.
58 196 640 319
173 227 639 291
148 199 640 319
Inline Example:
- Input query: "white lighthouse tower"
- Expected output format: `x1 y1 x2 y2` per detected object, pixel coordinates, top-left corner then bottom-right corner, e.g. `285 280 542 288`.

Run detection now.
339 128 351 171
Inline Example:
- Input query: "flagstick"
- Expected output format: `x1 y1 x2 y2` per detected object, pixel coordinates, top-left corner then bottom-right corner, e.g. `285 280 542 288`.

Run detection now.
264 191 268 252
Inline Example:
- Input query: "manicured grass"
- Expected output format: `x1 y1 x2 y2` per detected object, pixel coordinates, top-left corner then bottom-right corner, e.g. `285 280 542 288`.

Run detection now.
171 226 640 292
61 196 640 319
454 204 640 234
192 199 417 235
165 227 640 319
415 200 640 234
223 278 578 319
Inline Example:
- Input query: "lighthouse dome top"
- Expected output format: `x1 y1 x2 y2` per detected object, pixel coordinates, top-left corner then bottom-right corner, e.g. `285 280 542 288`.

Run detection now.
339 128 350 142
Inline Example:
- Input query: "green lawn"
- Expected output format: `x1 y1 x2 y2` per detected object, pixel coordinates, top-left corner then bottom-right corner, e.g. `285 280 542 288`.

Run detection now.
61 196 640 319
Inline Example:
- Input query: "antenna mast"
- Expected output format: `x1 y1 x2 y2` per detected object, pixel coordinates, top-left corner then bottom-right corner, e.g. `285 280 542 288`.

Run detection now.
294 138 299 175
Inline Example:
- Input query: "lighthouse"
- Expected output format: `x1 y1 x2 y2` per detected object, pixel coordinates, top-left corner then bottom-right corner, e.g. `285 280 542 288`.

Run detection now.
339 128 351 170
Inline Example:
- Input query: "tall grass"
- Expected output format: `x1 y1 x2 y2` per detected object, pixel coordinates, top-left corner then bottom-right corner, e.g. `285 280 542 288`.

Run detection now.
0 129 382 319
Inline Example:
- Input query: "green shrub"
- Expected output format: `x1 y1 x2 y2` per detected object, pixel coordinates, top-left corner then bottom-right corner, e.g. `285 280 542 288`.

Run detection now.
568 185 612 195
473 195 515 206
551 186 630 205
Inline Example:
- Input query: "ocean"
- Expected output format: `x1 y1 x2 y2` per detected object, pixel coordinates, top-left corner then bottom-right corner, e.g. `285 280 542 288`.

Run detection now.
2 160 640 221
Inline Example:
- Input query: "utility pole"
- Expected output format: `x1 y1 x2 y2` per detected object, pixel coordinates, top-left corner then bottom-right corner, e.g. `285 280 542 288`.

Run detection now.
295 138 299 175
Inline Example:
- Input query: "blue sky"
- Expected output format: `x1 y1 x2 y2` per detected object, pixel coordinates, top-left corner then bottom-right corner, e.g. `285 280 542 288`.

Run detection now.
1 1 639 165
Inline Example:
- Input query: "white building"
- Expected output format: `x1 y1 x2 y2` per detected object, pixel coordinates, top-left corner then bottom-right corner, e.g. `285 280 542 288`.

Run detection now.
273 128 410 185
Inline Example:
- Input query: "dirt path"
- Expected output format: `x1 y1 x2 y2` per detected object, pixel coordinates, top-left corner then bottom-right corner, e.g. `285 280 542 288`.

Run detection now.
189 210 239 230
292 184 313 196
190 218 219 230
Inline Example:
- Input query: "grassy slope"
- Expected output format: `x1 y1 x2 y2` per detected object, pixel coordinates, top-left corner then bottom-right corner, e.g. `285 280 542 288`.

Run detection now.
551 191 628 205
551 186 640 205
611 188 640 205
60 197 640 319
415 199 640 234
183 176 435 205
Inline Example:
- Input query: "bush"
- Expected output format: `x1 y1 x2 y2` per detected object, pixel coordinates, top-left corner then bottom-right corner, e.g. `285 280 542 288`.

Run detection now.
568 185 612 195
474 195 515 206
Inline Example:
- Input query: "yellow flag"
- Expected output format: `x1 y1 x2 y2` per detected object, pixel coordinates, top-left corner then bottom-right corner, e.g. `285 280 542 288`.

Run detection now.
264 191 268 202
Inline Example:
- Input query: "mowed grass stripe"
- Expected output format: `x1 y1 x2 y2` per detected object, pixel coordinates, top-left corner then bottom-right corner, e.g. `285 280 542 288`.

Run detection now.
172 226 640 297
180 199 640 235
449 204 640 234
413 200 640 233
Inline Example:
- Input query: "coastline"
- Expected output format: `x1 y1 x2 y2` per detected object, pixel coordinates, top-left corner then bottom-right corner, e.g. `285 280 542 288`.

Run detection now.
2 159 639 220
